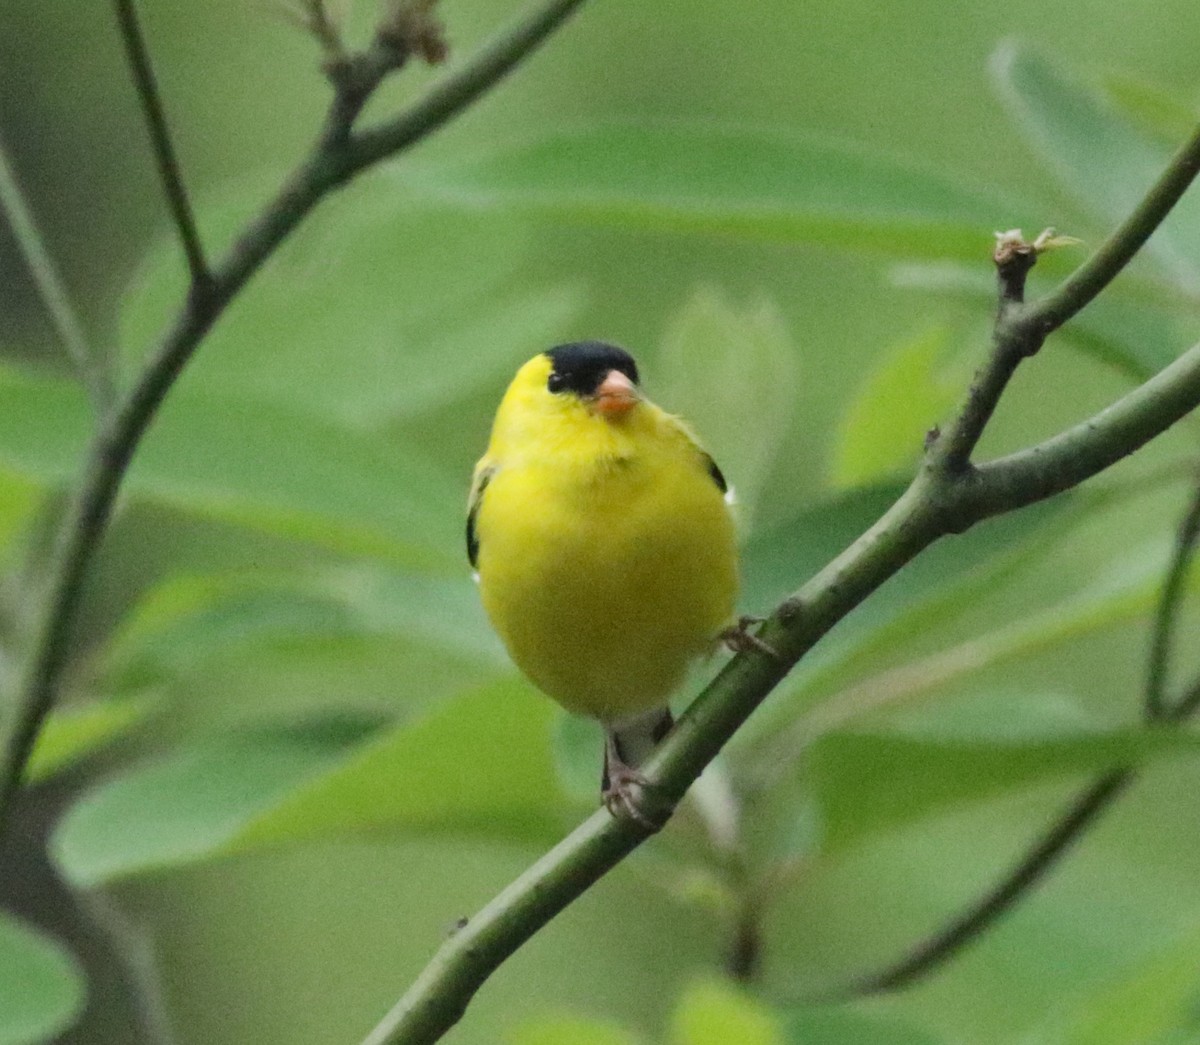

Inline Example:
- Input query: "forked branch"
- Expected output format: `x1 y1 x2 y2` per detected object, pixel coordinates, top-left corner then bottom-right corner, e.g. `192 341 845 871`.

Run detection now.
113 0 209 290
0 0 591 845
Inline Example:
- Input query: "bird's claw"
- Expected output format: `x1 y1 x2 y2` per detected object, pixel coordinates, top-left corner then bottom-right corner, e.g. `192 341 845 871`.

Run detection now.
720 615 781 659
602 767 666 831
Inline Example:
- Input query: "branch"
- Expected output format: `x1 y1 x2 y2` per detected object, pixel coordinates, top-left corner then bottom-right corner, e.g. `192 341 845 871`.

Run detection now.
930 228 1042 473
1146 478 1200 718
112 0 210 289
846 769 1132 994
930 120 1200 476
314 1 449 149
0 0 591 845
347 0 586 170
358 119 1200 1045
969 342 1200 515
0 134 112 413
1036 122 1200 332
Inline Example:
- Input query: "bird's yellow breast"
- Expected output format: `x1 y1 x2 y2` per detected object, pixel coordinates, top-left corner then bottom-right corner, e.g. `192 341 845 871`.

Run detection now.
474 402 737 723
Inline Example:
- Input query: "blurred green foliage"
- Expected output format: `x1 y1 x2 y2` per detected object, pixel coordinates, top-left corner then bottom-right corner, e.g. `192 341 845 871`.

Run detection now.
0 912 82 1045
2 1 1200 1044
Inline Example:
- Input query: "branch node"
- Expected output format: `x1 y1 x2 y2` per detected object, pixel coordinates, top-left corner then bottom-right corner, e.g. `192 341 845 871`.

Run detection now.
777 595 805 626
993 228 1040 305
314 1 448 148
186 270 217 312
377 0 449 65
929 224 1078 476
994 227 1082 318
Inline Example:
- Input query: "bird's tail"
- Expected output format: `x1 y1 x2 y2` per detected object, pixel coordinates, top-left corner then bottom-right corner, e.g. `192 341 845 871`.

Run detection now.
602 705 674 791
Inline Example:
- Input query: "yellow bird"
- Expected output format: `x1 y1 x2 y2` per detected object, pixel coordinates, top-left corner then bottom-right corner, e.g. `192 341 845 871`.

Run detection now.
468 341 740 822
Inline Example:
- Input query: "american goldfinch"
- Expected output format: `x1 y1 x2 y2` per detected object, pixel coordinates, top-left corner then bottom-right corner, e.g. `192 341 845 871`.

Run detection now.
468 341 739 823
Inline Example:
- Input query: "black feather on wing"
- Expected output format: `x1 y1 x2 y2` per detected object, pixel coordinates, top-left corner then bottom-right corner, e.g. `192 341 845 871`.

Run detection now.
703 453 728 494
466 467 494 569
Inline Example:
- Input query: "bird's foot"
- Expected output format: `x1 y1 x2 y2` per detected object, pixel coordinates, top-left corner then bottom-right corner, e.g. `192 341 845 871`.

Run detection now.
602 764 667 831
720 615 781 659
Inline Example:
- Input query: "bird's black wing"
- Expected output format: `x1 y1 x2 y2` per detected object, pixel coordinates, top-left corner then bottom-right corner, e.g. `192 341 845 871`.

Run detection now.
702 453 728 494
466 465 495 569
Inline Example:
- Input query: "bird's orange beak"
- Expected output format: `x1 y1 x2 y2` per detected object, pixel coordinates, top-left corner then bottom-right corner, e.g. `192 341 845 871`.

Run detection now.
591 369 640 418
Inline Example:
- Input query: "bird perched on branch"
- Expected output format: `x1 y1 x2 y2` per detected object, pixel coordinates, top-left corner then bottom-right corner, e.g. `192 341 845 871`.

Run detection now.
468 341 744 825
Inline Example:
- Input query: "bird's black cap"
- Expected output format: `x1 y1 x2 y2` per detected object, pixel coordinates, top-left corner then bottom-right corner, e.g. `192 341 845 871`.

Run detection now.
544 341 639 396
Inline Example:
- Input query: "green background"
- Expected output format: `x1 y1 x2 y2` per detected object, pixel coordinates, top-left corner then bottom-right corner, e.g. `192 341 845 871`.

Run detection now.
2 0 1200 1043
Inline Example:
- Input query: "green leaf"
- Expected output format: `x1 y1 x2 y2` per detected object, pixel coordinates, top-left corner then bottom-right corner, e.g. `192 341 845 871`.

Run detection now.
809 714 1200 853
53 680 564 885
0 365 89 483
26 695 159 783
1030 921 1200 1044
992 42 1200 287
656 287 798 531
784 1004 944 1045
510 1015 640 1045
1102 74 1199 147
830 326 961 489
889 260 1185 381
410 125 1026 259
235 679 563 851
51 714 381 887
121 171 582 425
0 912 84 1045
789 527 1200 743
0 363 461 566
740 481 1080 668
0 466 39 554
671 979 785 1045
740 482 906 618
101 567 505 693
135 387 461 564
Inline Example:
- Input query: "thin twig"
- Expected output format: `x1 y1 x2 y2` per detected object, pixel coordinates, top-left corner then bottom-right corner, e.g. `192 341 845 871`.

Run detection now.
928 121 1200 481
688 763 762 982
347 0 581 170
319 38 414 149
932 229 1042 473
1168 674 1200 721
0 0 591 846
317 1 449 145
969 342 1200 517
842 472 1200 996
112 0 209 289
1145 478 1200 718
1037 124 1200 333
0 135 112 413
846 769 1132 995
286 0 348 60
752 453 1196 804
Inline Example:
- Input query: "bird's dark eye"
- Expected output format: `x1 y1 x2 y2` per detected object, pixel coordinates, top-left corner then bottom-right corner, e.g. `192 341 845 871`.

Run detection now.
547 371 566 394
